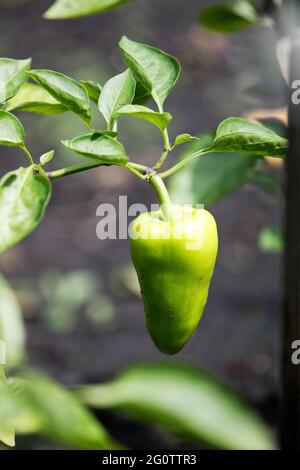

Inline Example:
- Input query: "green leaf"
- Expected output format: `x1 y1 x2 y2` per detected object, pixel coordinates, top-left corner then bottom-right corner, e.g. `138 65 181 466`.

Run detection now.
77 362 276 450
119 36 180 108
14 371 120 449
199 0 258 34
27 70 91 124
40 150 55 166
133 81 152 105
247 169 280 196
2 378 41 435
210 117 288 157
80 80 101 103
0 58 31 103
62 133 128 165
168 132 260 206
172 133 200 149
258 226 284 253
6 83 67 115
258 117 287 139
116 104 172 132
0 166 51 254
98 69 135 128
44 0 130 19
0 110 25 147
0 273 26 369
0 367 15 447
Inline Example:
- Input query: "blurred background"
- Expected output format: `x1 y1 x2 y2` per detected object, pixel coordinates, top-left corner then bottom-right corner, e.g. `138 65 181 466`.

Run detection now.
0 0 285 449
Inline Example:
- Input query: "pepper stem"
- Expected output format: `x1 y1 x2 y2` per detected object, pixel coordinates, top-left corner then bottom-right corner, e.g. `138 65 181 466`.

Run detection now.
148 173 172 221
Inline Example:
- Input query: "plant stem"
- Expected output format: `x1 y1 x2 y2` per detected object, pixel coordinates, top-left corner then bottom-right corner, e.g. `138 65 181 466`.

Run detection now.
153 99 171 169
125 162 148 180
162 128 170 152
47 161 105 180
153 149 169 170
21 146 34 165
159 148 209 179
47 161 149 181
148 173 172 221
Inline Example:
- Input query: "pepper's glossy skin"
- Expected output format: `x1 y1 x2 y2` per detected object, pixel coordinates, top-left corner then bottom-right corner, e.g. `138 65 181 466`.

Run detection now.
130 205 218 354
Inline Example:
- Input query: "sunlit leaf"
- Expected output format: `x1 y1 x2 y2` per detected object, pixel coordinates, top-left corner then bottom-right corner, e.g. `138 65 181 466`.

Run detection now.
0 166 51 254
119 36 180 108
81 80 101 103
6 82 67 115
0 58 31 103
0 367 15 447
172 133 200 149
44 0 131 19
27 70 91 124
0 110 25 147
199 0 258 34
40 150 55 165
0 273 26 369
77 362 276 450
210 117 288 156
116 104 172 132
62 133 128 164
98 69 135 127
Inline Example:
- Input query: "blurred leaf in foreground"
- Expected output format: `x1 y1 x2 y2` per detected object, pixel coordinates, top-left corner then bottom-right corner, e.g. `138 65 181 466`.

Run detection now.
8 371 121 449
0 366 15 447
0 273 26 369
77 362 277 450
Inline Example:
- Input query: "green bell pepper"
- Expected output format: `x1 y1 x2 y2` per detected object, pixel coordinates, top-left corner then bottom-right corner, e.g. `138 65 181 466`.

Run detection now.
130 187 218 354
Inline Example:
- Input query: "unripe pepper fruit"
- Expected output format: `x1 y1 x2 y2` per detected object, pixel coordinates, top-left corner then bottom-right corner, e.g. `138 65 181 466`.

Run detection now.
130 177 218 354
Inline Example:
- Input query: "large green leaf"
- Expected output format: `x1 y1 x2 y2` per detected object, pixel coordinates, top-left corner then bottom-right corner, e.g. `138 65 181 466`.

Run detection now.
77 362 276 450
9 372 121 449
168 132 260 206
62 132 128 164
116 104 172 132
199 0 258 34
210 117 288 156
119 36 180 108
0 366 15 447
0 58 31 103
80 80 101 104
98 69 135 128
133 81 152 105
0 166 51 254
0 110 25 147
44 0 130 19
27 70 91 124
6 83 67 115
2 378 41 435
0 274 26 369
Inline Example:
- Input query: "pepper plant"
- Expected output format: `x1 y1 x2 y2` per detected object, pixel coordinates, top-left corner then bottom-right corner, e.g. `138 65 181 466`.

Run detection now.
42 0 287 253
0 36 288 354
